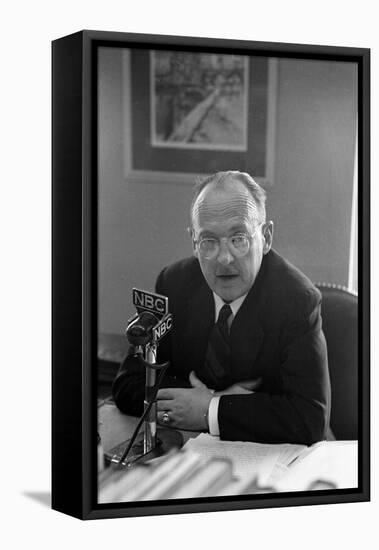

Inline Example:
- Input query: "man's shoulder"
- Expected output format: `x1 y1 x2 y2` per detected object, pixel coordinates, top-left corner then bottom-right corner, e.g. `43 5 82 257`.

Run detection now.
262 250 321 317
265 250 316 291
156 256 203 293
159 255 201 279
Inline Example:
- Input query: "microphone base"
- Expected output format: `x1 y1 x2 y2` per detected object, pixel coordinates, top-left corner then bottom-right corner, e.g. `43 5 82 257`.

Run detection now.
104 428 183 468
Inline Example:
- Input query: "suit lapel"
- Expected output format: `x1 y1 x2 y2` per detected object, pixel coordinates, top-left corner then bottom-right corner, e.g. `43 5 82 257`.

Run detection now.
183 279 214 373
230 299 264 381
229 258 268 381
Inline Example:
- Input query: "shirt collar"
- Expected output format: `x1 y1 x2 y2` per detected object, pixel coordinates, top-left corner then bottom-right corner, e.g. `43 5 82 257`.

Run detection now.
213 292 248 321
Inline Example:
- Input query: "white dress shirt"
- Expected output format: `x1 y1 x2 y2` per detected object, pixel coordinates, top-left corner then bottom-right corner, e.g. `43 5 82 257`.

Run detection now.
207 292 247 436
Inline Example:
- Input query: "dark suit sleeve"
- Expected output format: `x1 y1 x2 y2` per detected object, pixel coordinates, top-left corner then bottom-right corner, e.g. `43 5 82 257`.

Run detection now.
155 267 192 389
112 353 146 416
218 289 331 445
112 351 191 416
112 267 190 416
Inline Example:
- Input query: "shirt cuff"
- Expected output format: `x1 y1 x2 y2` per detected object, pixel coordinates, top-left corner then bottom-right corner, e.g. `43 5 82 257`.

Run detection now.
208 396 221 436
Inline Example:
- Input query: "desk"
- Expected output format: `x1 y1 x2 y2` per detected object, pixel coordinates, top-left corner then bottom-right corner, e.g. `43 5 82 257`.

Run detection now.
98 402 358 498
98 401 198 453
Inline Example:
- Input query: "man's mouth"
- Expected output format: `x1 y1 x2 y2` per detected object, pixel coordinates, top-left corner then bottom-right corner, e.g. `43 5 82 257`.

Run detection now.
216 273 239 280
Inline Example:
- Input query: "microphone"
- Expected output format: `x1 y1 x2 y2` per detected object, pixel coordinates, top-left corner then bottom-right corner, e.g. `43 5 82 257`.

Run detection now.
112 288 180 467
126 311 159 347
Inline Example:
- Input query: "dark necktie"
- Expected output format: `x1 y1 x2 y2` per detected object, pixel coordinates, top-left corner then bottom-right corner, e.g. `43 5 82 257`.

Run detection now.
203 304 233 389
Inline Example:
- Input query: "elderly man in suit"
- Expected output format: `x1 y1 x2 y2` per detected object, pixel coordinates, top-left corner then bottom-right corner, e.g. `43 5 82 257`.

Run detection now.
113 171 331 445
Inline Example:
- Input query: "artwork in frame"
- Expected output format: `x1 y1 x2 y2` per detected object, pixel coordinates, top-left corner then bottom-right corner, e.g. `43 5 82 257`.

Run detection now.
150 51 250 151
125 48 277 184
52 30 370 520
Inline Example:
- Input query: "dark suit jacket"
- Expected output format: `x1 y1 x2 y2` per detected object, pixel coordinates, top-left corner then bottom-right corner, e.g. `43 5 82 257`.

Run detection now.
113 250 331 445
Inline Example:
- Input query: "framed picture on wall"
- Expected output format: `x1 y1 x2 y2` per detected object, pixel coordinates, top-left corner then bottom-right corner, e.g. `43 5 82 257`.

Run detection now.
125 49 277 185
150 51 250 151
52 30 370 520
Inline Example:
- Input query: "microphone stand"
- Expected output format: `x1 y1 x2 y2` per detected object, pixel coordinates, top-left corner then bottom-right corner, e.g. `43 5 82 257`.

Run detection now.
116 353 169 466
144 342 158 455
105 290 183 468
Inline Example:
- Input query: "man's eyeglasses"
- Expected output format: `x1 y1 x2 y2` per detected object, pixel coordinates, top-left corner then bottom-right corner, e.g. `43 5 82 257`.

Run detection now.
193 223 264 260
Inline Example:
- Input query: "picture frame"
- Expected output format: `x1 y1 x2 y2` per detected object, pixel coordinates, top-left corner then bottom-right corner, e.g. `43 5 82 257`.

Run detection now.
124 49 277 185
52 30 370 520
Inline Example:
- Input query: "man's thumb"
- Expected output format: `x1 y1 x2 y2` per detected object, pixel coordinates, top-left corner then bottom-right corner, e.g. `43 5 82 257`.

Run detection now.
189 370 205 388
242 377 262 391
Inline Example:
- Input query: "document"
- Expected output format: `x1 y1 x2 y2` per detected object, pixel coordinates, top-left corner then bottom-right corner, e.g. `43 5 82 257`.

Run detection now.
274 440 358 491
183 434 358 492
183 433 305 485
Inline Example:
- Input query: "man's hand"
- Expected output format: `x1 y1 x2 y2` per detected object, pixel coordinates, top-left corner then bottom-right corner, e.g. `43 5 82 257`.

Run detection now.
214 378 262 396
156 371 213 430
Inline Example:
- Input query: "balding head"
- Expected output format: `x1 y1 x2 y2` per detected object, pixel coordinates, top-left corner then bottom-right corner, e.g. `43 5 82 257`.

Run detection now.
190 171 267 228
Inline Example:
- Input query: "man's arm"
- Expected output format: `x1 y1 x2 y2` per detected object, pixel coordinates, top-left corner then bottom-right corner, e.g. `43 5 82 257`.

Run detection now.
218 296 331 445
156 289 330 444
112 354 146 416
112 350 191 417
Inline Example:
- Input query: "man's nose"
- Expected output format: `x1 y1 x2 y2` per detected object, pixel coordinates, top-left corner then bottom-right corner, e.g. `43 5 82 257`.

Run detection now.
216 240 234 265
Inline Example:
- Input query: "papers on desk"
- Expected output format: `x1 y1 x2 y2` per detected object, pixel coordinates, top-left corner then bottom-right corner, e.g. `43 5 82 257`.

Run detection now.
98 435 358 503
274 440 358 492
183 434 358 492
183 433 305 486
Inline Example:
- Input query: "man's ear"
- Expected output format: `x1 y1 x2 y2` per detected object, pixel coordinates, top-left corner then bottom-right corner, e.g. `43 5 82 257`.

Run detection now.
262 221 274 255
188 227 198 257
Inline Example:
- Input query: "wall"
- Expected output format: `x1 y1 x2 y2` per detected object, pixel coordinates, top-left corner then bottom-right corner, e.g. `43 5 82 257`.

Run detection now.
98 48 357 335
271 58 357 284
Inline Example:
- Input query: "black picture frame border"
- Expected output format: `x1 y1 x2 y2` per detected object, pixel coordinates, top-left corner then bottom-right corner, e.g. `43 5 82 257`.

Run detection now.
52 30 370 520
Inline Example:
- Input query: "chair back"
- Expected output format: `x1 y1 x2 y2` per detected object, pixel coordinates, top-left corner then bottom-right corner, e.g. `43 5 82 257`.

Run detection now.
316 283 358 440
